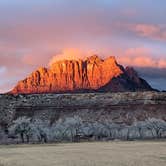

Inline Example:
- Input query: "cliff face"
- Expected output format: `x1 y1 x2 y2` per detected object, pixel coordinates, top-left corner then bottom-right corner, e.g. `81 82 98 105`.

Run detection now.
0 92 166 127
10 55 153 94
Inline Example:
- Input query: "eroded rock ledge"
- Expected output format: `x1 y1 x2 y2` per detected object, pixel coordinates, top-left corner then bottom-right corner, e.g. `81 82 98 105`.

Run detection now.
0 92 166 127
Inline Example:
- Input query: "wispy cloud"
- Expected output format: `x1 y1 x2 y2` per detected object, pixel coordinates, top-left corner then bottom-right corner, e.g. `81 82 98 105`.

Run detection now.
126 23 166 41
49 48 95 66
118 47 166 68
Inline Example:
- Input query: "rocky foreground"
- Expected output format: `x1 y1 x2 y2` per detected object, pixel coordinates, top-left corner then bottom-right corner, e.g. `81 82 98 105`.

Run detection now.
0 91 166 143
0 91 166 126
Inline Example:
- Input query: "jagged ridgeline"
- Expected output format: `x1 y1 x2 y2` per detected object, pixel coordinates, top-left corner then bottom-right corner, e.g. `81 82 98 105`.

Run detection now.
9 55 153 94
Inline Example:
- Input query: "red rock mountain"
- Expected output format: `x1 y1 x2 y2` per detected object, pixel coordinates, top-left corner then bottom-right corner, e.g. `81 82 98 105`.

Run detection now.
10 55 153 94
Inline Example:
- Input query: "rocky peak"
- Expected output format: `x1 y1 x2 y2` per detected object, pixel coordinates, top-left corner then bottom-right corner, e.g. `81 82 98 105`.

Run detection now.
10 55 153 94
105 56 117 63
125 66 142 84
125 66 138 77
86 55 103 63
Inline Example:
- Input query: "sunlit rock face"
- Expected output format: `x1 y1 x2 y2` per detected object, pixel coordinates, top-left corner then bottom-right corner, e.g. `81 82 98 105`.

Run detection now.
10 55 153 94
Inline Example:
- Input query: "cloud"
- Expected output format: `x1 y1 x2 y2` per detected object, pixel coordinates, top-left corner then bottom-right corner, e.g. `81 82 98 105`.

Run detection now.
21 53 53 66
158 59 166 68
49 47 166 69
49 48 94 66
136 67 166 91
127 24 166 41
117 47 166 68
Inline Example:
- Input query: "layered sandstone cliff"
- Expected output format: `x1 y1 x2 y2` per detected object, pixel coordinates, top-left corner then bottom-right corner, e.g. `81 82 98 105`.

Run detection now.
10 55 153 94
0 92 166 127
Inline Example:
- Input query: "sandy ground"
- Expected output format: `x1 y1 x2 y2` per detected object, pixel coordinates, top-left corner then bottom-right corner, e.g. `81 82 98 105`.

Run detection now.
0 141 166 166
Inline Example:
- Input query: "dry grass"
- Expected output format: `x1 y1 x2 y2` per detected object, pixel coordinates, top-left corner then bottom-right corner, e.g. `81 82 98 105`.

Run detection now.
0 141 166 166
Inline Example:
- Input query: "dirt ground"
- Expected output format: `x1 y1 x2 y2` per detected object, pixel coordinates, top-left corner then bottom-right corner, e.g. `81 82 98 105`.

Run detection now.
0 141 166 166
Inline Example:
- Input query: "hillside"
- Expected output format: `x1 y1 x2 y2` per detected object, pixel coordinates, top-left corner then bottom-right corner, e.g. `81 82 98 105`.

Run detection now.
1 92 166 126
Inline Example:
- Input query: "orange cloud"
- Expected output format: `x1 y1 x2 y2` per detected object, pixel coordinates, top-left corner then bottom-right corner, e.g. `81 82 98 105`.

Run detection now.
158 59 166 68
49 48 93 66
117 47 166 68
49 47 166 69
20 49 55 67
128 24 166 41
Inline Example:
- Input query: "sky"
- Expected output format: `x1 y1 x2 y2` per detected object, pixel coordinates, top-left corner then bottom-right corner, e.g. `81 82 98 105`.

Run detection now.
0 0 166 92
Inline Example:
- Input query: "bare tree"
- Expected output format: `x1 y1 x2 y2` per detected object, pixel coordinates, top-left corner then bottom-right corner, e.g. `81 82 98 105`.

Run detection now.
63 116 83 142
9 117 33 143
8 116 166 143
32 119 50 143
146 118 166 138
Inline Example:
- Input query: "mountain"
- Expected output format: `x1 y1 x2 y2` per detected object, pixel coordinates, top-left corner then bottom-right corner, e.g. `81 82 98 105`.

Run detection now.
10 55 153 94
